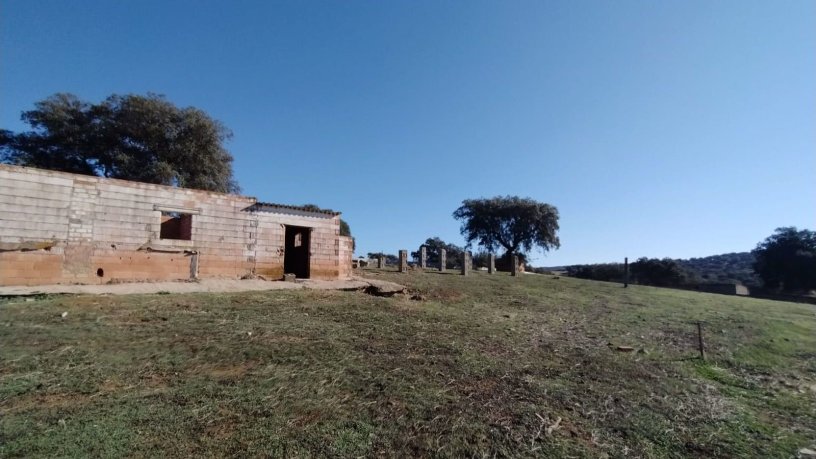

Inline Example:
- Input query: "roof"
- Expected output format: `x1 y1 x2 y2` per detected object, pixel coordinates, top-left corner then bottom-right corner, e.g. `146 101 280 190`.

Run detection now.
251 202 341 216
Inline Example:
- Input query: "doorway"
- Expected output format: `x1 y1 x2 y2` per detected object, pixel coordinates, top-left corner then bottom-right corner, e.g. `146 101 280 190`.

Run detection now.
284 225 310 279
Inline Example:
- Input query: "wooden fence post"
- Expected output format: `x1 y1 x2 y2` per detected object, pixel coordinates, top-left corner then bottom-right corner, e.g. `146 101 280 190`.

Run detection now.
624 257 629 288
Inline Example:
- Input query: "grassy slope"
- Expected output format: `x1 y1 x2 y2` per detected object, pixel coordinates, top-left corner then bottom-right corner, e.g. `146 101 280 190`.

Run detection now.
1 270 814 457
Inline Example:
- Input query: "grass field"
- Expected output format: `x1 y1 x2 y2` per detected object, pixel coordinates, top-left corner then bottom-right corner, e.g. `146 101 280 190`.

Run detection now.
1 269 815 457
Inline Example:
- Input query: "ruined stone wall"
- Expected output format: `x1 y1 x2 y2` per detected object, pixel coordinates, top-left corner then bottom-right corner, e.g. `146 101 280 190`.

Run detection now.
0 165 347 285
338 236 354 278
253 209 348 280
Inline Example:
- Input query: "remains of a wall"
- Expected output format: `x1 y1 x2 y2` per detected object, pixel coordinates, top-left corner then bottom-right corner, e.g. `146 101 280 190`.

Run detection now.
253 206 346 280
338 236 354 278
0 165 347 285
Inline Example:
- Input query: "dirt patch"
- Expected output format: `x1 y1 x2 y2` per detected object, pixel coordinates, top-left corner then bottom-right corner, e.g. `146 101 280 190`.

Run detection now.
3 392 93 414
194 362 256 381
0 277 408 297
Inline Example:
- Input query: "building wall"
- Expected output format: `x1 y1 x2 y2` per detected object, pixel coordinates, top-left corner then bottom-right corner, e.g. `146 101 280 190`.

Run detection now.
252 208 346 280
0 165 350 286
338 236 354 279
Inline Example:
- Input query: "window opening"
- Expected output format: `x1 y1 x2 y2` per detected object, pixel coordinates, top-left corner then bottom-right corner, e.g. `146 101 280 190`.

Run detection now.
160 211 193 240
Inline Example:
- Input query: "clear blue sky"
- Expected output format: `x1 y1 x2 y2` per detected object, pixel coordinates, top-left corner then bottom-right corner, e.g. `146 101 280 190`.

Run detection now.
2 0 814 265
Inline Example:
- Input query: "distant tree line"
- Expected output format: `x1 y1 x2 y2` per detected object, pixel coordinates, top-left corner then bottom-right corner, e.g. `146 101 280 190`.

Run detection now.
752 227 816 291
565 258 693 287
675 252 758 286
560 227 816 293
366 252 399 265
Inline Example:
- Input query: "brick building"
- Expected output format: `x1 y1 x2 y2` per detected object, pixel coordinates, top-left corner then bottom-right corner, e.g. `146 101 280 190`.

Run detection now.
0 165 353 286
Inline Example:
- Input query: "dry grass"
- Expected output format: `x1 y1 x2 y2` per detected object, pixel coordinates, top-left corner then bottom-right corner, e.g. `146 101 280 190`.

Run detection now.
1 269 814 457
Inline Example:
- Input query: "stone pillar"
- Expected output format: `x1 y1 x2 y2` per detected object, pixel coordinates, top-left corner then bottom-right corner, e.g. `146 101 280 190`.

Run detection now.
190 252 200 279
511 255 519 277
439 249 446 272
461 251 471 276
398 250 408 273
378 255 386 269
488 253 495 274
419 246 427 269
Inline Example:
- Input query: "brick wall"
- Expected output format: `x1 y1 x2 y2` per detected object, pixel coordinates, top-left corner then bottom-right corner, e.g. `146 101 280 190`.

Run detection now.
0 165 349 286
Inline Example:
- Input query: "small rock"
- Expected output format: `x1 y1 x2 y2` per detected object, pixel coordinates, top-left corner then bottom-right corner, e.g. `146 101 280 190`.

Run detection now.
25 298 34 302
798 447 816 458
61 312 68 319
247 331 252 337
616 346 636 352
637 348 649 355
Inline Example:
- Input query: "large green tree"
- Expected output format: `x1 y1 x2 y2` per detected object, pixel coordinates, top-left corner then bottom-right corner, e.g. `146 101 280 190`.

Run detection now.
452 196 560 262
752 227 816 291
1 93 239 193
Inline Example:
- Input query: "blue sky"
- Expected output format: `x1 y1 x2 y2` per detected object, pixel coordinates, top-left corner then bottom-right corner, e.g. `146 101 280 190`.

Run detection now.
2 0 814 266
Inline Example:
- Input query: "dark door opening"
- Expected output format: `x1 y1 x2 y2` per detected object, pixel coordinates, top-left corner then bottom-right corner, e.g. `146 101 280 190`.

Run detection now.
284 225 311 279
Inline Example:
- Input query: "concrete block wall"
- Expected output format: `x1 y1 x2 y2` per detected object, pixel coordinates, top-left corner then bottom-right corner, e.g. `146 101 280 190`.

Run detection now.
254 208 344 279
0 165 350 285
338 236 354 278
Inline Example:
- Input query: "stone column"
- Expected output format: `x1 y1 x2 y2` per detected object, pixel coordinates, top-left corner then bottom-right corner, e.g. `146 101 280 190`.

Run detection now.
378 255 386 269
419 246 427 269
488 253 495 274
190 252 200 279
398 250 408 273
461 251 471 276
511 255 519 277
439 249 446 272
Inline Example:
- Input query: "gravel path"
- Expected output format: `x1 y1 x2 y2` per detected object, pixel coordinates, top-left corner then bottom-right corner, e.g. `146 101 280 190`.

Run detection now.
0 277 407 296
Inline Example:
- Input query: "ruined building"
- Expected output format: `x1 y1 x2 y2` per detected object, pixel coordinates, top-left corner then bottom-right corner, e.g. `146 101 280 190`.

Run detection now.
0 165 353 286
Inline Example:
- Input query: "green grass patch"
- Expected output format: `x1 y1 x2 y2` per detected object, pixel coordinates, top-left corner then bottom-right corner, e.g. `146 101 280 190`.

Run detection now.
1 271 814 457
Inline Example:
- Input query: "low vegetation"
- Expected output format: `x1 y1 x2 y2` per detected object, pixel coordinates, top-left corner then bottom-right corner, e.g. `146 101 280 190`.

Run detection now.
676 252 758 286
1 271 814 457
561 254 761 288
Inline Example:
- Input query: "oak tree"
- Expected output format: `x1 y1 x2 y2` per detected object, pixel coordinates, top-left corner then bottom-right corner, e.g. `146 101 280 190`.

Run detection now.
453 196 560 263
1 93 239 193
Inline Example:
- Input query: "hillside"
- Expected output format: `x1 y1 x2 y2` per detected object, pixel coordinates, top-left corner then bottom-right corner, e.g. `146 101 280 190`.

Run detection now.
546 251 761 287
1 271 814 457
676 252 760 286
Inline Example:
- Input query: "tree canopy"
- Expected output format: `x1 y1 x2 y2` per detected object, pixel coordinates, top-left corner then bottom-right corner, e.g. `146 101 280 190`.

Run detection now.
452 196 560 258
366 252 399 265
300 204 351 238
752 227 816 291
1 93 239 193
411 237 464 269
630 257 690 287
